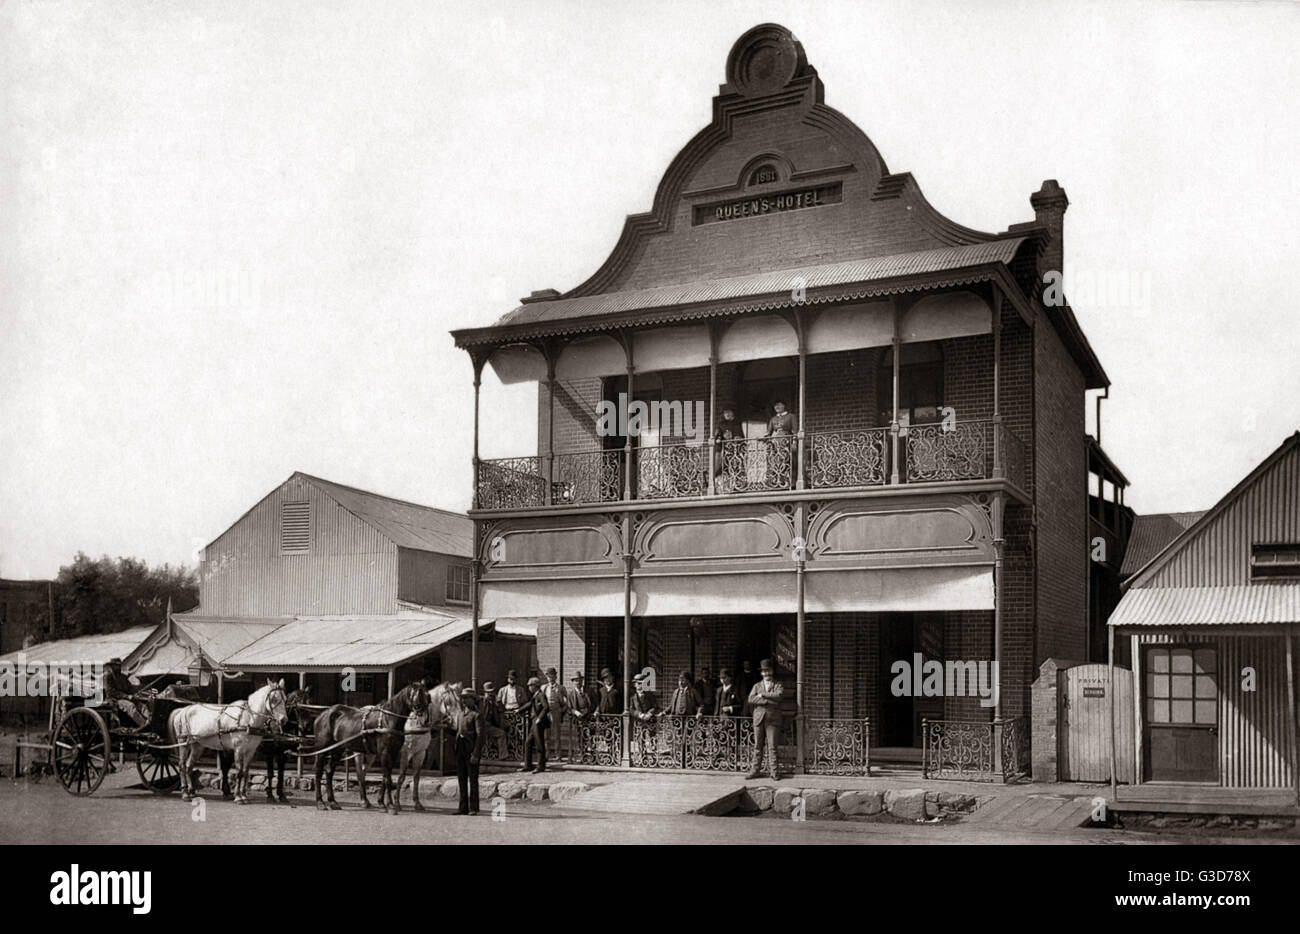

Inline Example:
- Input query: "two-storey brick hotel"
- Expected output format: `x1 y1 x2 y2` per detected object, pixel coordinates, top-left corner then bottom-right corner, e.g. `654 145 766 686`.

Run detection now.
451 24 1113 776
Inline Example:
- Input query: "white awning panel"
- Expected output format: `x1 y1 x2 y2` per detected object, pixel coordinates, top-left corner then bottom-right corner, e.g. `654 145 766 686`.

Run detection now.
718 314 798 364
805 302 894 354
805 565 994 612
487 344 548 385
633 324 711 373
480 565 992 617
555 334 626 380
900 290 991 343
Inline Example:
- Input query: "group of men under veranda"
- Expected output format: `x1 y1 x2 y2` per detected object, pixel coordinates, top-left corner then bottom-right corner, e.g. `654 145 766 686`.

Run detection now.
98 654 787 819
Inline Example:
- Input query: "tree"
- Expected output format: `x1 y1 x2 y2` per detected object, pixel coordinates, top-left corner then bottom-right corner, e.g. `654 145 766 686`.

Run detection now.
48 553 199 640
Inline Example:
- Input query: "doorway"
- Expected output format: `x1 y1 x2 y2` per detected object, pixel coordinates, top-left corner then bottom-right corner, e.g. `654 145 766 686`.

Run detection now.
1143 645 1218 783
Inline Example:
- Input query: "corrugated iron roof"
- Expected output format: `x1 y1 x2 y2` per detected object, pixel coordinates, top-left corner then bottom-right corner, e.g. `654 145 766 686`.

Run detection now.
459 239 1026 340
1120 511 1206 578
299 474 472 557
0 626 155 667
1110 583 1300 627
222 610 477 670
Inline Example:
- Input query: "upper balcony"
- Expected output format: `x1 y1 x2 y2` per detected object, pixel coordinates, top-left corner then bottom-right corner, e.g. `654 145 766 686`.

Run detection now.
476 416 1026 511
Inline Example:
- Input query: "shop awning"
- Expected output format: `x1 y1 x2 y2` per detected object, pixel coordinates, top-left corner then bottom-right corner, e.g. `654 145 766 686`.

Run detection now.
479 564 994 617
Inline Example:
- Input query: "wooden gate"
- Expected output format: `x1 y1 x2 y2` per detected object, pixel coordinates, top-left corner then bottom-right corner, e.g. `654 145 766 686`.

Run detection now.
1060 663 1134 783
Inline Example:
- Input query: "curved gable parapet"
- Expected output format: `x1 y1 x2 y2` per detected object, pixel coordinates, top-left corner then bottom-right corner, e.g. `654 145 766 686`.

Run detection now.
563 24 1000 298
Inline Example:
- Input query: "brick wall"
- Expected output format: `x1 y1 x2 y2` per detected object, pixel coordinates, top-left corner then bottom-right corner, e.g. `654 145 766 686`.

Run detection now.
1034 312 1088 664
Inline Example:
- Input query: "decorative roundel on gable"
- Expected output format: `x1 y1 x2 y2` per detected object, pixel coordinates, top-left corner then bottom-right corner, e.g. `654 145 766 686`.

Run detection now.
726 24 807 98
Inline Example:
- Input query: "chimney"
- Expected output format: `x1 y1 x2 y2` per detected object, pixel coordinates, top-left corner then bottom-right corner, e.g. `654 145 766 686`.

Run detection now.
1029 179 1069 279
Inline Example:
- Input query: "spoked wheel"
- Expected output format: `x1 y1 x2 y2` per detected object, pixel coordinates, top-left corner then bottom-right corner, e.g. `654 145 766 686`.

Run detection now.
136 745 181 794
52 707 111 796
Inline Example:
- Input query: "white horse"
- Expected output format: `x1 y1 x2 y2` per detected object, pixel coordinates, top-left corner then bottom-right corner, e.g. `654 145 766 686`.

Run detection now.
169 680 288 804
394 682 463 812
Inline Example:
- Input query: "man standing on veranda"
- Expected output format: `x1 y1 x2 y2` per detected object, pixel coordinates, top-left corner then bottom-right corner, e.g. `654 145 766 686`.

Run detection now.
745 658 783 780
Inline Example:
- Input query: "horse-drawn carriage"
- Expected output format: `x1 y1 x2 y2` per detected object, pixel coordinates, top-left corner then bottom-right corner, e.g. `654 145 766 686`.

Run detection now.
50 687 187 796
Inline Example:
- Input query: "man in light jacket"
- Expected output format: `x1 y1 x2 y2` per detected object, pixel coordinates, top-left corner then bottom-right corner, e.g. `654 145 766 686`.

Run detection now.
745 658 784 780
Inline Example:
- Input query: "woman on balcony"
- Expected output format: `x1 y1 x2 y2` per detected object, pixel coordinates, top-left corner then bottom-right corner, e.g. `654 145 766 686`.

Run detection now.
766 400 795 489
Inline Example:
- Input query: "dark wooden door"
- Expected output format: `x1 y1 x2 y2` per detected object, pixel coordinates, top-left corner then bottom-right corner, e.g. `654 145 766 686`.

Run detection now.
1143 645 1218 782
879 615 915 747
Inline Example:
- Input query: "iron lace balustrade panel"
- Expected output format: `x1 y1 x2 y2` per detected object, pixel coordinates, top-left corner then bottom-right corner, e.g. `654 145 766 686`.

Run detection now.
635 442 707 499
922 718 1026 783
997 716 1030 782
573 714 623 767
922 718 995 781
804 717 870 776
715 437 794 494
996 423 1027 491
477 457 545 509
684 715 749 771
490 710 528 763
806 429 888 489
553 449 622 505
905 420 990 482
629 715 688 768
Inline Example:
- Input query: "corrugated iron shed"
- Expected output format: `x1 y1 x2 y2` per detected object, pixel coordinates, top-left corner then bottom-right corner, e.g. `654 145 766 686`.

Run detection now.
0 626 155 667
1119 511 1206 579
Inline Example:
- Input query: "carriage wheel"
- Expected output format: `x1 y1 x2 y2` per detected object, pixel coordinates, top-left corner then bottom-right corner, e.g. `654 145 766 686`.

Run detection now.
136 745 180 794
52 707 110 796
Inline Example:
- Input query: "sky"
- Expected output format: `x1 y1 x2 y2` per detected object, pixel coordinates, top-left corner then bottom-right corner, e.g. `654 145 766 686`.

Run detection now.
2 0 1298 580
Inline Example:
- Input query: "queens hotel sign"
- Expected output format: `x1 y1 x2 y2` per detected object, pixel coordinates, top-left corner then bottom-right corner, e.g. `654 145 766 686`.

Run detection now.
694 181 843 225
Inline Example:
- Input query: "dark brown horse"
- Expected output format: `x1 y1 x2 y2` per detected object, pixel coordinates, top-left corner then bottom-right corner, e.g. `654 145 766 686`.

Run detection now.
310 681 430 814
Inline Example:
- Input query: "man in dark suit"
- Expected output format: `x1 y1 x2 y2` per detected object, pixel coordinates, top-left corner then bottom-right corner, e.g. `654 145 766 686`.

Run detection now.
664 670 702 718
595 668 621 715
455 687 486 815
695 667 718 715
745 658 784 780
518 676 552 773
714 668 743 718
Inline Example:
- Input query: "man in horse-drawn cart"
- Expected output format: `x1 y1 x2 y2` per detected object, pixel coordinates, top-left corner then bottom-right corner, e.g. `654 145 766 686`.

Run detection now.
103 657 150 729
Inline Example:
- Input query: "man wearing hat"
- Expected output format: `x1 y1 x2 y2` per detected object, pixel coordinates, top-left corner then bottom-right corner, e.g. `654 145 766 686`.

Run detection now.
454 687 486 815
518 675 552 773
714 668 743 718
103 658 147 728
496 670 527 713
595 668 621 715
664 670 702 718
540 667 568 759
745 659 784 780
480 681 505 759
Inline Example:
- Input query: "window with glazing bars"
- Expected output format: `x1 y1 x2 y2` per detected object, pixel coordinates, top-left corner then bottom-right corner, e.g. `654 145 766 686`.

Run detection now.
1146 646 1217 725
446 564 471 603
1251 543 1300 580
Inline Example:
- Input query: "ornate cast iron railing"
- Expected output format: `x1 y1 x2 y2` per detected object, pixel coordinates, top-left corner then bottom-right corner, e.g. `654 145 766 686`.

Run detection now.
921 716 1028 783
905 420 989 482
995 421 1027 490
476 421 1028 508
477 457 545 509
806 429 888 488
804 717 870 775
715 437 793 494
482 709 529 763
553 449 622 505
573 714 623 767
635 442 707 499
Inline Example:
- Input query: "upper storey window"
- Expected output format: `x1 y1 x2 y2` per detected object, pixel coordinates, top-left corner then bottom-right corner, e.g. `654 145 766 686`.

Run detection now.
1251 544 1300 580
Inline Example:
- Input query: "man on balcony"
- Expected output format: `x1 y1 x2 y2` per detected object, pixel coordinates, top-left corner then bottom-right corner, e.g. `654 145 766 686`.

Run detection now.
745 659 784 781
